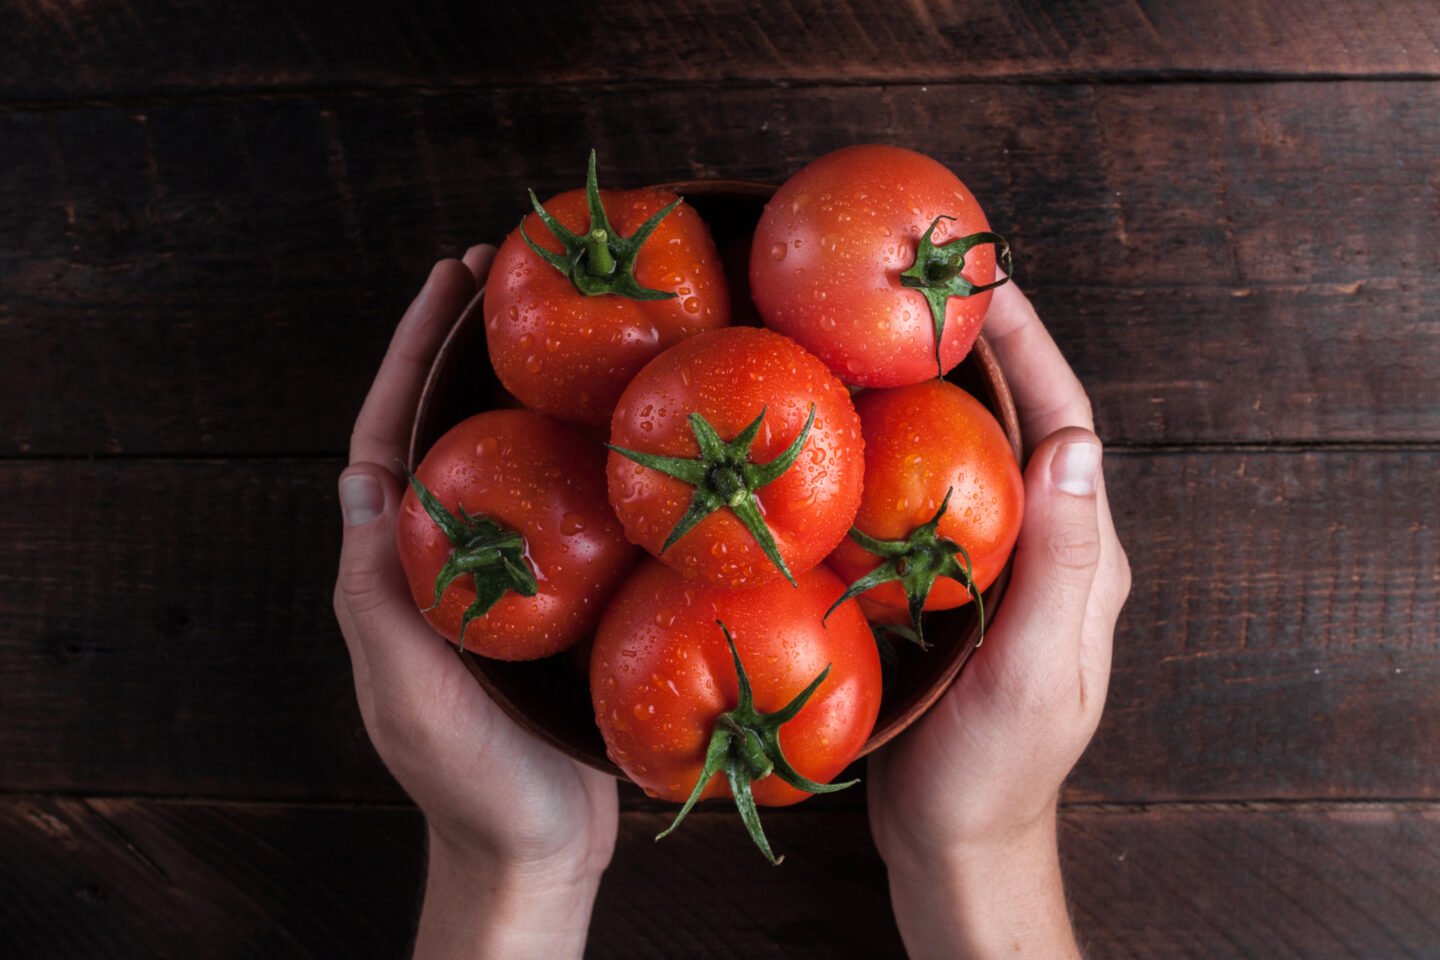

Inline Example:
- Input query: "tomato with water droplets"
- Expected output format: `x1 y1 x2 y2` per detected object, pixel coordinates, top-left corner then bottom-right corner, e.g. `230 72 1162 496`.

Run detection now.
485 154 730 426
398 409 639 660
750 144 1010 388
591 558 881 860
607 327 864 589
826 379 1023 642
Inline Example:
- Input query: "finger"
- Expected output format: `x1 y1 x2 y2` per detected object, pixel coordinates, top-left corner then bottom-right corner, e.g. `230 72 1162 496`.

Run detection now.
462 243 497 286
1078 468 1130 707
983 281 1093 449
335 462 458 683
976 427 1103 703
350 259 476 471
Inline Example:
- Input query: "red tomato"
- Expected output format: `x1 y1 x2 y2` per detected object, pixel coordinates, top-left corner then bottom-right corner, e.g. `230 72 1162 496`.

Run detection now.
485 154 730 426
827 380 1023 634
750 144 1009 388
607 327 864 589
398 410 638 660
591 558 881 860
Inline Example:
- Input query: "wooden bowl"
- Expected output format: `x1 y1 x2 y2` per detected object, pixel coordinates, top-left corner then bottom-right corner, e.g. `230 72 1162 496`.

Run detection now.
408 180 1021 776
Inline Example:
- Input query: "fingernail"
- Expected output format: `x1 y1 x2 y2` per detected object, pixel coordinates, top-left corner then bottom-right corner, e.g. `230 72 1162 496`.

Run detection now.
1051 439 1100 496
339 473 384 526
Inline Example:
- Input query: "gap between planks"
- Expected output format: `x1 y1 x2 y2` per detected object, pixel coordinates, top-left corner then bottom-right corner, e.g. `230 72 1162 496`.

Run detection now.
1 72 1438 114
4 442 1440 464
3 791 1438 815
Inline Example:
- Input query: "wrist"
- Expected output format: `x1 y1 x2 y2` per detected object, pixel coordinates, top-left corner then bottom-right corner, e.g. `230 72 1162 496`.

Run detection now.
884 812 1080 960
415 829 604 960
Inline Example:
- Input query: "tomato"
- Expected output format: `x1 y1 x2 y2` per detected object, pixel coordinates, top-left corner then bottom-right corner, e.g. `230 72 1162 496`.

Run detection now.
826 379 1023 641
485 152 730 426
606 326 864 589
591 558 881 861
749 144 1010 388
398 409 638 660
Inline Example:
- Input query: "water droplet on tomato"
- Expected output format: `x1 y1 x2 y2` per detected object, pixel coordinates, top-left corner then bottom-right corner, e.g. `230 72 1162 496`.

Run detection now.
519 333 534 349
545 337 561 353
561 512 587 535
769 242 787 261
682 297 701 314
507 305 519 320
476 437 498 458
525 355 543 374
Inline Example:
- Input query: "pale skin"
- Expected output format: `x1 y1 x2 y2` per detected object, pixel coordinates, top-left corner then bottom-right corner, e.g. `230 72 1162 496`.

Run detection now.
334 248 1130 959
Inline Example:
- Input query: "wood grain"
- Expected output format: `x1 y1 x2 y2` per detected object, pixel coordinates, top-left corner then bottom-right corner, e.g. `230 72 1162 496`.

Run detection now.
1 451 1435 803
2 0 1437 103
2 82 1436 456
2 797 1437 959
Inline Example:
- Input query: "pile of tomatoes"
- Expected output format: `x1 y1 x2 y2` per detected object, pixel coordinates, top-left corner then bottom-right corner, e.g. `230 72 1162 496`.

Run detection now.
398 146 1024 863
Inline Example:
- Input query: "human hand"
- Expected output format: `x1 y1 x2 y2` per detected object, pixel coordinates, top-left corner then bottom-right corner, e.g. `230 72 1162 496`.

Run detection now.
868 281 1131 958
333 248 616 959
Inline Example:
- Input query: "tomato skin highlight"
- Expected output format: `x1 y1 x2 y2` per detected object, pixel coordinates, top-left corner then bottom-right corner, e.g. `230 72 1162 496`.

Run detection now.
828 380 1024 612
398 410 639 660
591 558 881 806
485 186 730 427
750 144 999 388
607 326 865 589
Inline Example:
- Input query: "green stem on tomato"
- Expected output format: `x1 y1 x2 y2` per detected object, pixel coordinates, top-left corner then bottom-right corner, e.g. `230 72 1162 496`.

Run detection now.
404 466 538 652
519 149 680 300
898 216 1013 377
655 621 856 865
608 404 816 586
824 487 985 649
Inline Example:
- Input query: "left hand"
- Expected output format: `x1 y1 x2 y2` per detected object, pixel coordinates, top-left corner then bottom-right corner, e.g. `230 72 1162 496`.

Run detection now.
333 247 615 958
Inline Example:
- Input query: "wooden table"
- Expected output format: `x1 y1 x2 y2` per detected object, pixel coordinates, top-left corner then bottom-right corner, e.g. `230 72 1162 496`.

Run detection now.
3 2 1437 956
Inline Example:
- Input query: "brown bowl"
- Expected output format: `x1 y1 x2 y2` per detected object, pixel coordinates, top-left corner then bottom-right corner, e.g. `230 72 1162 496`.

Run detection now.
408 180 1021 777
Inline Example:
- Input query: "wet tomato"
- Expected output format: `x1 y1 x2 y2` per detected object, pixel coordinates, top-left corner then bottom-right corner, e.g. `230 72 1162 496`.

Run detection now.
606 327 864 589
485 153 730 427
826 379 1023 641
750 144 1010 388
591 558 881 861
398 409 638 660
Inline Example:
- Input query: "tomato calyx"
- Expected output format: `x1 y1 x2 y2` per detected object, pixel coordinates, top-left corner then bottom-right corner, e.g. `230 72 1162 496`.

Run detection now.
520 149 681 302
825 488 985 649
898 216 1013 377
608 404 816 586
404 468 539 651
655 620 857 865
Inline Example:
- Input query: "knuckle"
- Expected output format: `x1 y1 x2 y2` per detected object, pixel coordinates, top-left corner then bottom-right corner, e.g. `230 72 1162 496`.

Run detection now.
1047 526 1102 575
337 561 392 618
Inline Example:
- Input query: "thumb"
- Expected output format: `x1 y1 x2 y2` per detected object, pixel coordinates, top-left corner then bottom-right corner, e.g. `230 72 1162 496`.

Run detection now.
982 427 1103 686
335 463 445 676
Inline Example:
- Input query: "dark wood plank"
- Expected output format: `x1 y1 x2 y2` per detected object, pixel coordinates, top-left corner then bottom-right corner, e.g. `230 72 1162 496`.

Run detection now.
3 82 1436 456
2 0 1437 103
1075 448 1440 802
1 450 1435 803
2 798 1437 959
